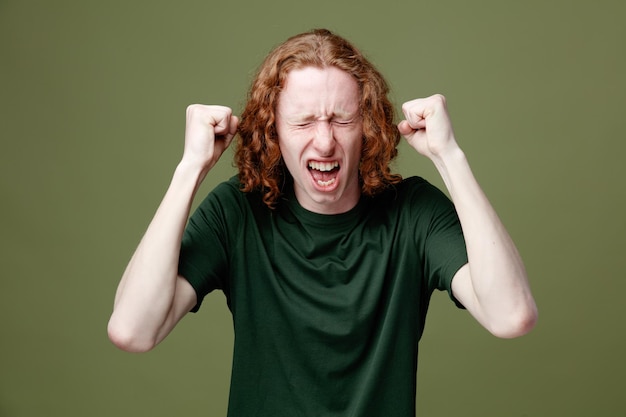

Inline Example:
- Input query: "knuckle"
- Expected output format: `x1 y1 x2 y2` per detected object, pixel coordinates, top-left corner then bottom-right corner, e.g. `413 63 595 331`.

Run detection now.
186 103 201 113
213 105 231 115
186 104 207 120
432 94 447 105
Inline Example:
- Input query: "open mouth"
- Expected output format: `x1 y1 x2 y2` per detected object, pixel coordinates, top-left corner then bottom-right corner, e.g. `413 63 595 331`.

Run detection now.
308 161 339 187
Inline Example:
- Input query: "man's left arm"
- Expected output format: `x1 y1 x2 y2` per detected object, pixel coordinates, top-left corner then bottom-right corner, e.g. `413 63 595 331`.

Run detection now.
399 95 538 338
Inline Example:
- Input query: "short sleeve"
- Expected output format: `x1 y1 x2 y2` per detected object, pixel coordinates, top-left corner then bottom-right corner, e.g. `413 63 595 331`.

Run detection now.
410 179 468 308
178 179 240 312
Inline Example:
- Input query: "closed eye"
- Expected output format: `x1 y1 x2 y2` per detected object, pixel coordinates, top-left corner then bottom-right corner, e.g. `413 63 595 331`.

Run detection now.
332 119 354 126
289 121 313 128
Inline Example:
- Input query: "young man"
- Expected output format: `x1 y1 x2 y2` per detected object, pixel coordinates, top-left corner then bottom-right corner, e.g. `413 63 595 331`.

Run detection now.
108 29 537 416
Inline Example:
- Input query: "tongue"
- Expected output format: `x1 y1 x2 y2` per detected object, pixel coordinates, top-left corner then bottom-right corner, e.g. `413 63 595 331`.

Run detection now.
311 169 337 182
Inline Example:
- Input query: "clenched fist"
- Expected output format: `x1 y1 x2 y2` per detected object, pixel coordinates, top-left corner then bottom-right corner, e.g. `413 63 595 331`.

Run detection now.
182 104 239 172
397 94 460 162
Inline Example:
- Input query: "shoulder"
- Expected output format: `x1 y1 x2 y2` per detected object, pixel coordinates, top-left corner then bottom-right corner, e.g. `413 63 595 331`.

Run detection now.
198 176 250 208
194 175 268 223
366 177 458 230
377 176 450 207
210 175 245 198
191 176 246 226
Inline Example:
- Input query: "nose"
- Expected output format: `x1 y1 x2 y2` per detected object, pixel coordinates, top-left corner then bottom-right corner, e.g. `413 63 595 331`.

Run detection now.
313 121 336 156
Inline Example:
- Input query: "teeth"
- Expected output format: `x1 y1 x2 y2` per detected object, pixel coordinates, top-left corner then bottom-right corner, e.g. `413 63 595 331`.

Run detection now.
308 161 339 171
317 179 336 186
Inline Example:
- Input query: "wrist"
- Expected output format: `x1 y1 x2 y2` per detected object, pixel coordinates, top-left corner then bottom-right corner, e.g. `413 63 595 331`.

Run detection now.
429 145 472 196
432 145 466 173
173 159 209 192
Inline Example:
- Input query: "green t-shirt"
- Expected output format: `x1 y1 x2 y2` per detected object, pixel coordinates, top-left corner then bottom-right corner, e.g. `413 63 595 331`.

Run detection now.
179 175 468 417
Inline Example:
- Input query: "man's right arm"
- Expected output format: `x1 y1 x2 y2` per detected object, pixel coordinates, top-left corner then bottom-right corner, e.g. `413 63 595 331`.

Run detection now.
107 105 238 352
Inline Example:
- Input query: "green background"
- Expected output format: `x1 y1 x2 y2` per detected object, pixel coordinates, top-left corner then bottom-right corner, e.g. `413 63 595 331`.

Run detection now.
1 0 624 416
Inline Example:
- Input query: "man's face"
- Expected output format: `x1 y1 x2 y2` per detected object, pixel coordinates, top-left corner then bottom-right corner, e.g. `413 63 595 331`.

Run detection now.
276 66 363 215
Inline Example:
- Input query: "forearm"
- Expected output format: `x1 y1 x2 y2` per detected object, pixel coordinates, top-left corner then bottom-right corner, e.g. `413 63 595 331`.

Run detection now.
434 147 537 337
108 161 205 349
398 95 536 336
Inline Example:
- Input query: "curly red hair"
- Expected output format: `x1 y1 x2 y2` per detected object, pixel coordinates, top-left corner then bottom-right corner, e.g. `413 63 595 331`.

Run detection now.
235 28 402 208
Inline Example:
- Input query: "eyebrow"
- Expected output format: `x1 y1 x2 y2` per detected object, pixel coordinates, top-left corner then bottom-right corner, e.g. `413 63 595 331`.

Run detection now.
286 110 357 123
